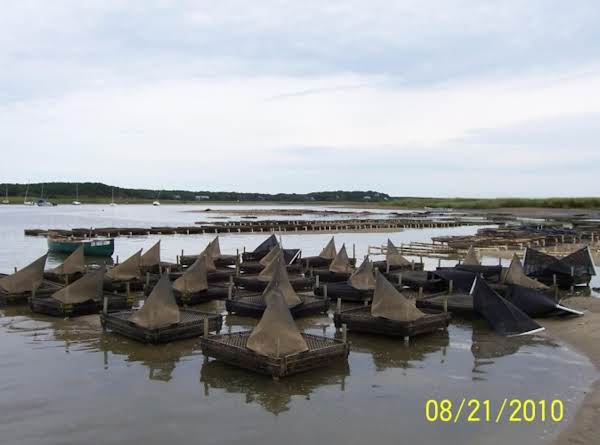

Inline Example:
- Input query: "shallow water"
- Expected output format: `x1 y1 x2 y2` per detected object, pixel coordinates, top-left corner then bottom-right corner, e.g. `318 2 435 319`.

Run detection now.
0 204 597 445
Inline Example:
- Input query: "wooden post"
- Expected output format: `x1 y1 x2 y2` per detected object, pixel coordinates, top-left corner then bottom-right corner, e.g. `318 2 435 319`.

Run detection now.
386 262 390 273
145 272 150 291
438 258 441 268
364 298 369 307
14 266 17 273
315 274 320 289
342 324 347 343
449 280 454 295
352 244 356 261
116 255 119 265
418 287 423 299
336 297 341 314
398 273 403 286
323 284 328 300
227 283 233 300
411 260 415 271
203 318 209 337
404 335 409 345
443 296 448 313
553 274 557 287
103 296 108 315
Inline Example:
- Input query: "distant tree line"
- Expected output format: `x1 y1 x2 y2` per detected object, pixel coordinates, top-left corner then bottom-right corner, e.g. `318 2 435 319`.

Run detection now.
0 182 391 202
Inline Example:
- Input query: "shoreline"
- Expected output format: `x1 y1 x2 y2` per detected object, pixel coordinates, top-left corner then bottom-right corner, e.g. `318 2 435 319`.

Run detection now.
538 297 600 445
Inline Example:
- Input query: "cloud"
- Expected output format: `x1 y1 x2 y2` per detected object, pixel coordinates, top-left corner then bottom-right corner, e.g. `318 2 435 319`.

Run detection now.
1 1 599 196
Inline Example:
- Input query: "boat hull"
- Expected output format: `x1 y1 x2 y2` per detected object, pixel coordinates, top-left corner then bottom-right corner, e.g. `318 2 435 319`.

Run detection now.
47 238 115 257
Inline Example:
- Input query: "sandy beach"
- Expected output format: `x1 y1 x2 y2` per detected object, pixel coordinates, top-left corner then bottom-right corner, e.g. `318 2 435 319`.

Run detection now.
539 297 600 444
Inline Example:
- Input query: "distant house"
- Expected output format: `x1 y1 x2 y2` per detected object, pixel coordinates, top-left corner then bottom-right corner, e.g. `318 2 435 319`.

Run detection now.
174 195 181 200
363 196 372 200
195 195 210 200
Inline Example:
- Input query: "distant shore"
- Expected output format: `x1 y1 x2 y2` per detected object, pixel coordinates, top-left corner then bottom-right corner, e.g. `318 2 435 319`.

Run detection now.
3 197 600 213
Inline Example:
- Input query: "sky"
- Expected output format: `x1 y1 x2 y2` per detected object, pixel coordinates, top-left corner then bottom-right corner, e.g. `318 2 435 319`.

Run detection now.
1 0 600 197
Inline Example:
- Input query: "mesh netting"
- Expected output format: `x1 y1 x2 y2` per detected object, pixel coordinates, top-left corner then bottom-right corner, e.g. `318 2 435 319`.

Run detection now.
472 277 543 336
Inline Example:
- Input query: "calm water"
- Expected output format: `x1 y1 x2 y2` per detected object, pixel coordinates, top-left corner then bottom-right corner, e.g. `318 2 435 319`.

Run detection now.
0 204 597 445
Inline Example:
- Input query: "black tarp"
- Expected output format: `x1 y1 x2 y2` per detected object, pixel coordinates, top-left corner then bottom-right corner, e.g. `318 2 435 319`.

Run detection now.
504 284 583 317
471 277 544 336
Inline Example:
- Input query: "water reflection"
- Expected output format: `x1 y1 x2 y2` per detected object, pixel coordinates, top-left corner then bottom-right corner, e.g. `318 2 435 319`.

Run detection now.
99 336 199 382
470 320 560 381
200 359 349 415
345 330 449 371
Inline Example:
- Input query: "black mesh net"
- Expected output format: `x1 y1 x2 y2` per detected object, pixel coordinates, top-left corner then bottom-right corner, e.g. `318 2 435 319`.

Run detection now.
560 247 596 277
434 268 476 293
471 277 543 336
282 248 301 264
504 284 583 317
252 235 279 255
455 264 503 281
503 284 559 317
523 248 570 277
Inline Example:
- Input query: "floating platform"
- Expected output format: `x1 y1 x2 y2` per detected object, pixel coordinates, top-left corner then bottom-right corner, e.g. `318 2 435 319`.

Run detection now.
200 332 350 378
239 261 303 274
0 278 63 306
225 294 329 318
179 254 237 268
174 285 231 306
301 256 332 269
101 308 223 344
385 270 446 292
25 216 480 239
29 292 133 318
234 275 313 292
314 282 372 302
417 292 476 317
333 306 451 338
371 260 424 273
311 269 352 283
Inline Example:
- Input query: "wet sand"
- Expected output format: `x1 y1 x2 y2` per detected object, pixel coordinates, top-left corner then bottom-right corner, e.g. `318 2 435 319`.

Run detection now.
539 297 600 445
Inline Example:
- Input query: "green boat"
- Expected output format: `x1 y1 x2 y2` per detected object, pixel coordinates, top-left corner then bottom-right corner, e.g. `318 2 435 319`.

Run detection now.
47 237 115 257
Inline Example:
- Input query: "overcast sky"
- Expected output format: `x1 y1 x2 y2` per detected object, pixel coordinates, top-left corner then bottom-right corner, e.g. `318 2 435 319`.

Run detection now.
1 1 599 197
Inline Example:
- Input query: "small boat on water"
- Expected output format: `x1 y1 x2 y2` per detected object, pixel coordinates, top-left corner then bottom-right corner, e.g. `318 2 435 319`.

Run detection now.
37 199 56 206
2 184 9 204
23 184 34 205
47 236 115 257
37 184 56 206
72 184 81 205
109 187 117 206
